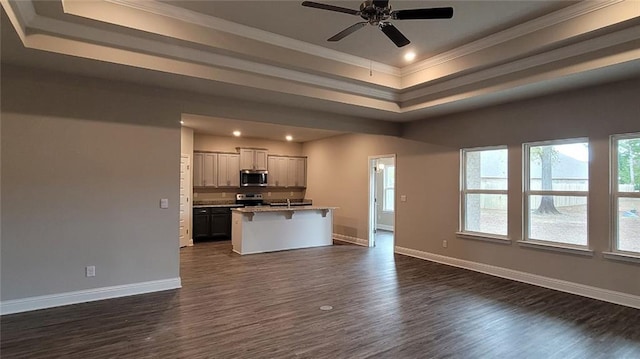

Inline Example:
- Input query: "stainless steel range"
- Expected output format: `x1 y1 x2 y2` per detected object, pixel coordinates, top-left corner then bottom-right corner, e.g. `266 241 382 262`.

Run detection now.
235 193 264 206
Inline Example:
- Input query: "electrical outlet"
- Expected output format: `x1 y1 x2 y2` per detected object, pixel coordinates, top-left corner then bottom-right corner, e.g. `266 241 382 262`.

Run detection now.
267 192 271 197
400 195 407 202
222 192 226 198
290 192 294 196
442 240 448 248
194 192 198 198
86 265 96 277
160 198 169 209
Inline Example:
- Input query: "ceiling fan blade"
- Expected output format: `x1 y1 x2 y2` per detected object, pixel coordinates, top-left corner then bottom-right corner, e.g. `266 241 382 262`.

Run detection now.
379 22 410 47
372 0 390 8
328 22 368 42
301 1 360 16
392 7 454 20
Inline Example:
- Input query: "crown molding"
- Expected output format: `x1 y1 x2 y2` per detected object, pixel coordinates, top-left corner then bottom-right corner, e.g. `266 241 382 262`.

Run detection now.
0 0 35 41
23 5 399 103
401 0 625 76
400 24 640 104
104 0 401 77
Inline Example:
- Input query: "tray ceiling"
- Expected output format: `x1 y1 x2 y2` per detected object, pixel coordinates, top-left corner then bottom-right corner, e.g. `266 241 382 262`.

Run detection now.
2 0 639 133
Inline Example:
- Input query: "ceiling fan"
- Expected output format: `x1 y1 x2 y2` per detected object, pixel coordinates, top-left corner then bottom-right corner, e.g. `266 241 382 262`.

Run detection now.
301 0 453 47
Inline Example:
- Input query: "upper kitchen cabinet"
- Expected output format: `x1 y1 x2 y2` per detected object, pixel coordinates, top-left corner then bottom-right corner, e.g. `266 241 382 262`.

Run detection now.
239 148 267 170
287 157 306 188
218 153 240 187
267 156 288 187
193 152 218 187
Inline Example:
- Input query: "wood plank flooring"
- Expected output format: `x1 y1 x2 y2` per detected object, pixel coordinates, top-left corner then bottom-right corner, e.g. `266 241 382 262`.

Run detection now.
2 238 639 358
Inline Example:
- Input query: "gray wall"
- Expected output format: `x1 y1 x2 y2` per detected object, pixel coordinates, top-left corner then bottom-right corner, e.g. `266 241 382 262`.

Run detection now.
304 77 640 297
1 66 181 300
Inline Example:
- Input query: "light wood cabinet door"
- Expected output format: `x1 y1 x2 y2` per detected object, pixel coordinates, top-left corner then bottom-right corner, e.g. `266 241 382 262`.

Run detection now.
193 153 204 187
240 148 268 170
295 157 306 188
287 158 297 188
218 153 240 187
203 153 218 187
286 157 306 188
239 149 254 170
276 157 288 187
267 157 278 186
268 156 289 187
254 150 268 170
227 154 240 187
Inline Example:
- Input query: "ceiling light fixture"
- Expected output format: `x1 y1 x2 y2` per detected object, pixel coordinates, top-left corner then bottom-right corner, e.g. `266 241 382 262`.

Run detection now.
180 120 184 125
233 130 241 137
286 135 293 141
404 51 416 62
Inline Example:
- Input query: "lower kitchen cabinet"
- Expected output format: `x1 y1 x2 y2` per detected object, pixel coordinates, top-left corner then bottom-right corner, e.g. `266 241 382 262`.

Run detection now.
192 207 232 241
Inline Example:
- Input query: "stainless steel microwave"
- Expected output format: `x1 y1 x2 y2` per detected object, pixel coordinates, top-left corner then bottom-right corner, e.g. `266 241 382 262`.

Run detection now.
240 170 268 187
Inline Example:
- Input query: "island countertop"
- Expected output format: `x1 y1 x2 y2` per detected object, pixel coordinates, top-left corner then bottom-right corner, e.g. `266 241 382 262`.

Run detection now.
231 206 337 213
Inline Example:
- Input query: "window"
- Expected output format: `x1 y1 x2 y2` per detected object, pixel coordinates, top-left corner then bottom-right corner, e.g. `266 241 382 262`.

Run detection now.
523 139 589 247
612 133 640 254
383 165 395 212
460 147 508 237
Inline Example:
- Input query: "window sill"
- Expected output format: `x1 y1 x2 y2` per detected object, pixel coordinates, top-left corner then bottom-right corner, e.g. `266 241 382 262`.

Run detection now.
456 232 511 245
517 240 593 257
603 251 640 264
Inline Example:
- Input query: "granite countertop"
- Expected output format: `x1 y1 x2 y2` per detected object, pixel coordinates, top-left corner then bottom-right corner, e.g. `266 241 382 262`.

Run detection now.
193 204 244 208
231 206 337 213
193 199 313 208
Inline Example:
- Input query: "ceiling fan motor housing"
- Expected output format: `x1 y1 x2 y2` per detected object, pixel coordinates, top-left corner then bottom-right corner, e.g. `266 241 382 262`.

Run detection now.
360 1 391 25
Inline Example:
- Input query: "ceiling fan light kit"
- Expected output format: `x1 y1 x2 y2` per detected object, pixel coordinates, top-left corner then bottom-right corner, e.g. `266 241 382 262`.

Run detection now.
301 0 453 48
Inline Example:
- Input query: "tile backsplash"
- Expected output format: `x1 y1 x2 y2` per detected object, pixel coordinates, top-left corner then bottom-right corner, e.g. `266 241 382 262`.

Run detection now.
194 188 306 202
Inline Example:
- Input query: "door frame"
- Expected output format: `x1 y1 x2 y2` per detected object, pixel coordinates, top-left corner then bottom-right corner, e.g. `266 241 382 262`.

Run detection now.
368 154 396 248
180 153 193 247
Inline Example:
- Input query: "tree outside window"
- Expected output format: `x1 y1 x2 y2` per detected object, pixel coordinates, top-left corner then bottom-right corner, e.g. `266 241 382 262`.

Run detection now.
613 133 640 254
460 147 508 237
524 139 589 246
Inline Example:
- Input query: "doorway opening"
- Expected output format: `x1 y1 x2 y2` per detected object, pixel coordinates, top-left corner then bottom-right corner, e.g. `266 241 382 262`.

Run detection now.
368 155 396 249
180 153 193 248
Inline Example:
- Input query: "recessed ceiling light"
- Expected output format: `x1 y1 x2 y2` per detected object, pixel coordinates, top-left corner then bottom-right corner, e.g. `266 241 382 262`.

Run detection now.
285 135 293 141
404 51 416 62
233 130 241 137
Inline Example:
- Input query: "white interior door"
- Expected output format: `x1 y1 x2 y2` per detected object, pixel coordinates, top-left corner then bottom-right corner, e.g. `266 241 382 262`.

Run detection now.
180 154 192 247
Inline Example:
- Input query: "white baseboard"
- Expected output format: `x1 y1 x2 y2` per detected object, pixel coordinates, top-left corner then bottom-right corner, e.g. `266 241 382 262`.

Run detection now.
0 277 182 315
333 233 368 247
394 246 640 310
376 224 394 232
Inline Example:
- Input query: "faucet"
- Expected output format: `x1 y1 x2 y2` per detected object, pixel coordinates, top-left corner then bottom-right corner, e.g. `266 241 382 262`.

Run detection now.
286 198 291 208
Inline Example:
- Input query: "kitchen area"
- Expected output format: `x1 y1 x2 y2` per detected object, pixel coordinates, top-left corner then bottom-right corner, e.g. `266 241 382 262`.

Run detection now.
184 128 336 254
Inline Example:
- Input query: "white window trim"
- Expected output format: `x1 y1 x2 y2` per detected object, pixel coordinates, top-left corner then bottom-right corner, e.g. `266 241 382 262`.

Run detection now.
522 138 589 248
610 132 640 256
460 145 509 238
517 240 594 257
383 166 395 213
456 231 511 244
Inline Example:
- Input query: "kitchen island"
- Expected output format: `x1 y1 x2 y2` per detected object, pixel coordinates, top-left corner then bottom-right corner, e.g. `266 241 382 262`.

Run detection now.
231 206 337 255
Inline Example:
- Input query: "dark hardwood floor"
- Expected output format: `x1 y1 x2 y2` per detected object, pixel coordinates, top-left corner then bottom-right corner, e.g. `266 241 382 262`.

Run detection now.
2 239 639 358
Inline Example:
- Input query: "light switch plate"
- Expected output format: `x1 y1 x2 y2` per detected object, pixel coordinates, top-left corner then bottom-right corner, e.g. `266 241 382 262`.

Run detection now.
86 265 96 277
160 198 169 209
400 195 407 202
